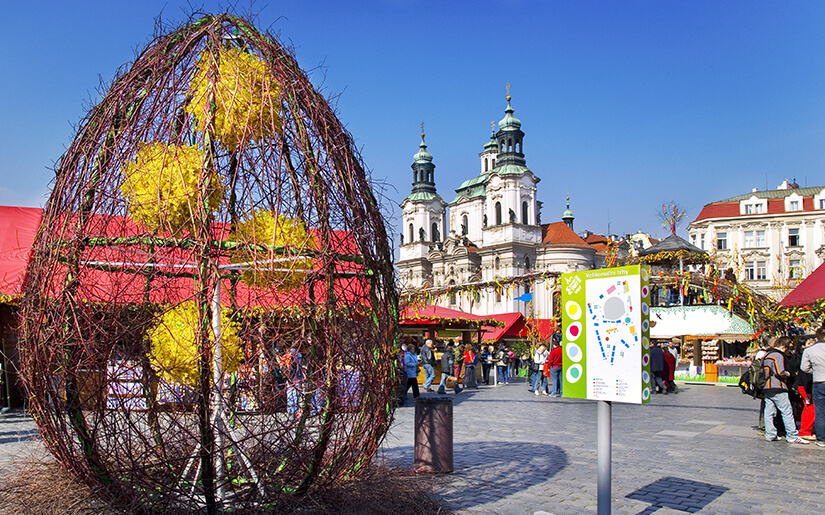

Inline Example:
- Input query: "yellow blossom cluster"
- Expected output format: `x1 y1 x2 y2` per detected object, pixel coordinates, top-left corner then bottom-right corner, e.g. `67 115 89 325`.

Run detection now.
186 46 282 151
232 210 316 290
120 142 224 235
147 300 243 387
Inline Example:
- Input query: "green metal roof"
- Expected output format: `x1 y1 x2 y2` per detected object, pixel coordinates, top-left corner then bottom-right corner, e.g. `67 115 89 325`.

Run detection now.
402 191 444 204
721 186 824 202
493 163 532 176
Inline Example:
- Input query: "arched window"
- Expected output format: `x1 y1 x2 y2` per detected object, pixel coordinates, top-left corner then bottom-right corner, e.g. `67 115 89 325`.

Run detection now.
516 142 520 153
431 222 439 242
484 158 489 172
522 201 528 224
495 202 502 225
462 214 468 235
495 288 502 303
525 256 531 270
492 158 496 168
449 280 457 305
408 223 414 243
495 256 501 270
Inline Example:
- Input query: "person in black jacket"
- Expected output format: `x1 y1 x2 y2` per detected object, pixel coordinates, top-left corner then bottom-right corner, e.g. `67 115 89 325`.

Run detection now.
420 339 437 392
650 342 667 394
437 342 461 395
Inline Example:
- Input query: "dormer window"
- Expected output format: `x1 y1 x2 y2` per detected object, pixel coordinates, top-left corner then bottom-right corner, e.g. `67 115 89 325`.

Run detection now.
789 200 800 211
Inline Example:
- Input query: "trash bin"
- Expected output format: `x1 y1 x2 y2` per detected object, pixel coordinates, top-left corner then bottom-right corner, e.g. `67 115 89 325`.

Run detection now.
414 396 453 473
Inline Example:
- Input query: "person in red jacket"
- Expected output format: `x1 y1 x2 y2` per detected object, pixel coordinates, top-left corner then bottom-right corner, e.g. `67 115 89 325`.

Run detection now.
662 348 678 393
548 341 564 397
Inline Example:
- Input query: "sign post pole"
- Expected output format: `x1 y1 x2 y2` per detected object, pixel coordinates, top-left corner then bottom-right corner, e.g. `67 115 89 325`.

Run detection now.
597 399 612 515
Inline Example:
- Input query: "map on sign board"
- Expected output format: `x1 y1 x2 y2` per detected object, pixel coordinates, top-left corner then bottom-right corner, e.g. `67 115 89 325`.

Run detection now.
561 265 651 404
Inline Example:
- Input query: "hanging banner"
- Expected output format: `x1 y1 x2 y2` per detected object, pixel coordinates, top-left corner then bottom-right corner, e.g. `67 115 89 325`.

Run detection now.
561 264 651 404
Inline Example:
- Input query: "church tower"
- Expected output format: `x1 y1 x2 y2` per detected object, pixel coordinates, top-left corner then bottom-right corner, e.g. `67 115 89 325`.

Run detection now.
398 128 447 287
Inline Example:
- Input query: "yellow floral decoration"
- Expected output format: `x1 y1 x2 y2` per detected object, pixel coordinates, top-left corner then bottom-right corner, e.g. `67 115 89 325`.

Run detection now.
120 142 224 234
187 46 282 151
232 210 316 290
148 300 243 388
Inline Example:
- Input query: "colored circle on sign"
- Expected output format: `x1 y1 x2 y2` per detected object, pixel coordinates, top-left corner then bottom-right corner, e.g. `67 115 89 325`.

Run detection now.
642 353 650 366
642 387 650 401
641 268 649 281
565 300 582 320
641 302 649 315
641 285 649 297
642 320 649 331
642 337 649 349
566 364 583 384
566 321 582 341
566 342 583 363
643 371 650 384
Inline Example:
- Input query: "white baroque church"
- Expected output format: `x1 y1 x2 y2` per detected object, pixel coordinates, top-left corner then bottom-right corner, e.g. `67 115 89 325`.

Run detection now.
396 95 598 317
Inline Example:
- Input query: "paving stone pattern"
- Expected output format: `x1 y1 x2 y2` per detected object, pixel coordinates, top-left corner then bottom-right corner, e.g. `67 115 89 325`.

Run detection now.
380 379 825 514
1 380 823 514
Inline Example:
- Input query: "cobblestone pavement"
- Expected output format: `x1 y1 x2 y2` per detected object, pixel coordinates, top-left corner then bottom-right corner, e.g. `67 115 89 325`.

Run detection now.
1 379 823 514
379 378 825 515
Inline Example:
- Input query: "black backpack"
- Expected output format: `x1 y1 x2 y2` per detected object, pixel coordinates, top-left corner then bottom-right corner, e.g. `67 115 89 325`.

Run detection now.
738 355 769 399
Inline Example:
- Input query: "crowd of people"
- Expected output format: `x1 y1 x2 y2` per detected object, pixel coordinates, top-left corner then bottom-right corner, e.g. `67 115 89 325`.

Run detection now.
752 326 825 446
397 331 567 404
397 338 523 404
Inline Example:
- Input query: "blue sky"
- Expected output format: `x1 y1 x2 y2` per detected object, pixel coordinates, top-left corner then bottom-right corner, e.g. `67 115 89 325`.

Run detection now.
1 1 823 240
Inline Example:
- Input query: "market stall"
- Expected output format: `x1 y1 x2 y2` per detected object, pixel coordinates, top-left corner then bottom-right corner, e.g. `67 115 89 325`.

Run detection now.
650 304 756 383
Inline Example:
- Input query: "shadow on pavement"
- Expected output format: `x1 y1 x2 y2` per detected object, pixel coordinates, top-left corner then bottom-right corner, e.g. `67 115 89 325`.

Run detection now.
380 441 568 509
626 476 729 514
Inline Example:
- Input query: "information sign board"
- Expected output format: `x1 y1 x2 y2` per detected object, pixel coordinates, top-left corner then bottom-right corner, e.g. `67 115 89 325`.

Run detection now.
561 265 651 404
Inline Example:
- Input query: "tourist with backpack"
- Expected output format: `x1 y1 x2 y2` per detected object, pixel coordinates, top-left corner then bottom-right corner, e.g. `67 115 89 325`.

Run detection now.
800 325 825 447
762 336 809 444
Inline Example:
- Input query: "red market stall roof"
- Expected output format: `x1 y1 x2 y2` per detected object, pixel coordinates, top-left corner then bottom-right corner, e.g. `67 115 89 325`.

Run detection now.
481 312 525 341
0 206 42 296
780 262 825 307
0 205 365 310
399 304 502 331
517 318 558 342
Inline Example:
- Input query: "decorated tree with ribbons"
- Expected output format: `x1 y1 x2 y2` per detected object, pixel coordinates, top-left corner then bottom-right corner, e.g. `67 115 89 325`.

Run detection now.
18 13 397 513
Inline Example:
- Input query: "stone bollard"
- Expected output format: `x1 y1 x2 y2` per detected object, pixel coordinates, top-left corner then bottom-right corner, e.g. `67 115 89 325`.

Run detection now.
414 397 453 473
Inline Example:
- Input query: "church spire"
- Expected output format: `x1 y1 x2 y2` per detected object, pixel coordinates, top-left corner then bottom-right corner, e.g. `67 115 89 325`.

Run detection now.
562 194 575 230
495 84 526 168
410 123 437 194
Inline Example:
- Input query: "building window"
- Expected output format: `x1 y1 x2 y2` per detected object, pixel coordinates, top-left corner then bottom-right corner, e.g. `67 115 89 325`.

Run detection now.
408 223 413 243
484 158 489 172
462 214 469 235
789 200 800 212
495 256 501 270
700 234 705 250
746 261 767 280
525 256 531 270
788 228 800 247
522 201 528 224
716 232 727 250
495 202 502 225
431 222 440 242
756 261 766 280
495 289 502 303
745 204 764 214
449 280 457 305
744 230 766 248
820 199 825 209
745 205 753 214
789 259 802 279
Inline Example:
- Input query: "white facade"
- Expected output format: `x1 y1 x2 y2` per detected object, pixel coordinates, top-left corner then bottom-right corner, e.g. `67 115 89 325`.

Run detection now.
397 98 597 317
688 182 825 300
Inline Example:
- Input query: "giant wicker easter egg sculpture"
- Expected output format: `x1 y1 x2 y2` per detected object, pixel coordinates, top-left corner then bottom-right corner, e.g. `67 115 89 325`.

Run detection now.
19 13 398 512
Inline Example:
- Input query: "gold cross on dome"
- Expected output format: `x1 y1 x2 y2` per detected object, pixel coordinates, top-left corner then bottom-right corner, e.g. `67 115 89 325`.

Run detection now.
420 121 425 139
491 121 495 133
506 82 511 101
